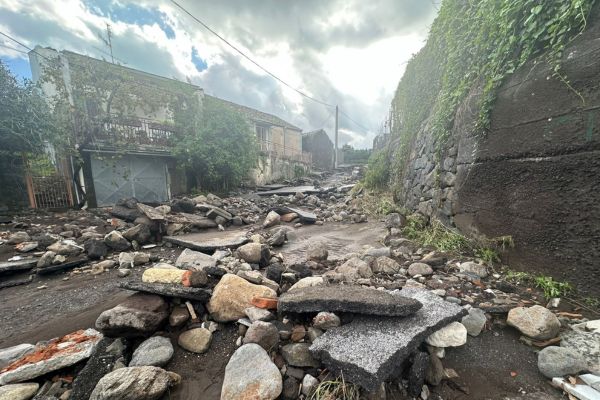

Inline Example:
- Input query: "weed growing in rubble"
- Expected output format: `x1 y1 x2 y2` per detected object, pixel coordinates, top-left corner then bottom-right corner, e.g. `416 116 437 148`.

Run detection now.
505 270 573 298
310 375 360 400
475 247 501 264
402 214 470 253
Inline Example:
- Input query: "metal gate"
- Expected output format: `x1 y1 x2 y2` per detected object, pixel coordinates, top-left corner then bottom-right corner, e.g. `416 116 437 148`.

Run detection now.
90 153 170 207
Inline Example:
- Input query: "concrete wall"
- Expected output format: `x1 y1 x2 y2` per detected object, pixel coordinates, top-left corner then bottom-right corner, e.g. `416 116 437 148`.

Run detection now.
250 154 309 185
303 130 334 171
392 13 600 296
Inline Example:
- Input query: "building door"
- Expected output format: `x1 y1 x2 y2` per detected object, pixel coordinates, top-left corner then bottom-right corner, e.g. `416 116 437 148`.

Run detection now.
90 153 170 206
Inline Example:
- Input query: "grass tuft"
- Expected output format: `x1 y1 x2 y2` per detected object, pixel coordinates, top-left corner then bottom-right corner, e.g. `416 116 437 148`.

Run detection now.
309 375 360 400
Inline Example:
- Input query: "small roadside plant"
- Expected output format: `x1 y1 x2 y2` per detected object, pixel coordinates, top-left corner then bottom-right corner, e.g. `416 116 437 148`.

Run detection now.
363 150 390 190
504 270 574 298
310 375 360 400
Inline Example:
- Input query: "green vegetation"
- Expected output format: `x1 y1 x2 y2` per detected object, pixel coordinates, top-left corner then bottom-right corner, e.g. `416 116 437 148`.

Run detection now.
505 270 573 298
173 96 258 192
310 376 360 400
0 60 62 153
386 0 596 189
363 150 390 190
341 144 371 165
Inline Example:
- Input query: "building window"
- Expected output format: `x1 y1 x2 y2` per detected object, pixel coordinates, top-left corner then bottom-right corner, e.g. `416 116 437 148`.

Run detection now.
256 125 270 151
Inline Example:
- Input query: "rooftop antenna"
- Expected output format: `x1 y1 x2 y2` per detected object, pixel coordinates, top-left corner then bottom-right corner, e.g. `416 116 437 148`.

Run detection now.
98 23 115 63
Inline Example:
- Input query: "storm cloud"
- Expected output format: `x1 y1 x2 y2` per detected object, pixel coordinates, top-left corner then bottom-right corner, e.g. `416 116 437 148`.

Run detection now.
0 0 437 147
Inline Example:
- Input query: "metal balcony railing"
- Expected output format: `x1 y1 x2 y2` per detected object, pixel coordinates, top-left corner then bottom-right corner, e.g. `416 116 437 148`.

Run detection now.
84 116 178 147
259 140 312 164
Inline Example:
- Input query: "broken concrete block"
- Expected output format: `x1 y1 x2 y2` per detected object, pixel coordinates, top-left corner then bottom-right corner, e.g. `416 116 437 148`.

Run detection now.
278 285 422 317
142 268 186 284
309 288 467 391
119 281 211 302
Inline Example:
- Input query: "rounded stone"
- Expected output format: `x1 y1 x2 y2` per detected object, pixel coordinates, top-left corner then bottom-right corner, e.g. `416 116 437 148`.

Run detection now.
243 321 279 350
461 308 487 337
312 312 341 330
425 322 467 347
129 336 174 367
507 305 560 340
408 263 433 277
178 328 212 354
89 366 176 400
221 344 282 400
537 346 587 378
0 382 39 400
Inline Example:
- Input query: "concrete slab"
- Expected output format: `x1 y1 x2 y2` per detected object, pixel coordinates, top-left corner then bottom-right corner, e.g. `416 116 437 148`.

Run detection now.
164 230 249 252
0 259 37 275
256 186 324 196
279 285 422 317
309 288 467 391
120 281 212 302
272 207 317 223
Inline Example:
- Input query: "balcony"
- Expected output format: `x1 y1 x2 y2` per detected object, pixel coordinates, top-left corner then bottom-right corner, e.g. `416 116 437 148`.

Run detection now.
81 116 178 149
259 140 312 164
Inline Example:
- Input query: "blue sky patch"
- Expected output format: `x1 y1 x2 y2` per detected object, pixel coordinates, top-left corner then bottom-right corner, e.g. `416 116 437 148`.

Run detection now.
191 47 207 71
85 0 176 39
1 56 32 81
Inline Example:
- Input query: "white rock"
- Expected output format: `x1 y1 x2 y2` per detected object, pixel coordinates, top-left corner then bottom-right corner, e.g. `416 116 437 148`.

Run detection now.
425 322 467 348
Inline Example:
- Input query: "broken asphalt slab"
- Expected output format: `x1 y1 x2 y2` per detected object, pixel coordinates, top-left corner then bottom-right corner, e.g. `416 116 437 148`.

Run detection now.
120 281 212 302
0 259 37 275
256 185 326 196
164 230 249 252
36 258 88 275
279 285 422 316
309 288 467 391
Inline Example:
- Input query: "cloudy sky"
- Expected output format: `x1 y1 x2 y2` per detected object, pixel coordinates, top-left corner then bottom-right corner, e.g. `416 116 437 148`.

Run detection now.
0 0 437 148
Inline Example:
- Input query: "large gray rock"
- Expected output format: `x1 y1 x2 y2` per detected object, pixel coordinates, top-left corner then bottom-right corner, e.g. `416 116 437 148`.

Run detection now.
335 257 372 281
89 366 177 400
262 211 281 228
0 329 102 385
207 274 276 322
243 321 279 350
175 248 216 270
0 344 34 369
123 224 151 244
306 242 328 261
560 329 600 374
236 243 270 266
309 288 467 391
0 383 39 400
47 239 84 255
407 263 433 277
281 343 320 368
507 305 560 340
95 294 169 337
221 344 282 400
461 308 487 336
458 262 488 278
279 285 422 317
372 256 401 274
537 346 587 378
129 336 173 367
104 231 131 251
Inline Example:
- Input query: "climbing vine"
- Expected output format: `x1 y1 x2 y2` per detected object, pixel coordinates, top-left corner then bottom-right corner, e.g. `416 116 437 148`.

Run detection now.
386 0 596 187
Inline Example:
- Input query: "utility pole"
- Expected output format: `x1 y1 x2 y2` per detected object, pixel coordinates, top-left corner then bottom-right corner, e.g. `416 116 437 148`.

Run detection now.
334 105 339 169
105 23 114 63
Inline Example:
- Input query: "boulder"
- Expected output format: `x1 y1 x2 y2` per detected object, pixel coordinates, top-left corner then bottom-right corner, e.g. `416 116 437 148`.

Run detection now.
372 256 401 274
289 276 324 291
89 366 177 400
47 239 84 255
6 232 30 244
84 239 108 260
461 308 487 337
175 248 216 270
221 344 282 400
123 224 151 244
129 336 174 367
0 329 102 385
407 263 433 277
37 251 56 268
306 242 328 261
104 231 131 251
178 328 212 354
313 312 341 330
384 213 406 229
425 322 468 347
537 346 587 378
0 383 39 400
263 211 281 228
236 243 270 266
95 294 169 337
207 274 276 322
142 268 185 285
268 228 286 247
281 343 320 368
243 321 279 350
560 329 600 374
458 262 488 278
336 257 372 281
507 305 560 340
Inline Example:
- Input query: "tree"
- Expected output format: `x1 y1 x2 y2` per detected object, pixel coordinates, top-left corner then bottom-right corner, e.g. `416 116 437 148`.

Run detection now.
0 60 61 153
173 96 258 192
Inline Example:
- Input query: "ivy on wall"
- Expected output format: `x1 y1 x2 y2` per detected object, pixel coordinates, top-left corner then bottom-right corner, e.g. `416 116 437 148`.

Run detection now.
382 0 596 190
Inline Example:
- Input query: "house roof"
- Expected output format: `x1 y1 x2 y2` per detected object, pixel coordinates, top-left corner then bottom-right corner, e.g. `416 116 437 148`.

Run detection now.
205 94 302 131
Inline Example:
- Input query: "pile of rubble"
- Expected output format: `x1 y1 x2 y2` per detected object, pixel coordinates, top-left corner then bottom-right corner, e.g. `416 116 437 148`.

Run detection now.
0 174 598 399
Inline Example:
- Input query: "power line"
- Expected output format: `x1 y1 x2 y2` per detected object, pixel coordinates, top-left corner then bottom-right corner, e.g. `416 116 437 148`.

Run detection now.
340 109 371 133
170 0 336 109
0 43 29 55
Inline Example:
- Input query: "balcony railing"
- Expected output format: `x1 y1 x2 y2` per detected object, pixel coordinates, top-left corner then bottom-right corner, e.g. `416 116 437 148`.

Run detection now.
84 116 177 147
259 140 312 164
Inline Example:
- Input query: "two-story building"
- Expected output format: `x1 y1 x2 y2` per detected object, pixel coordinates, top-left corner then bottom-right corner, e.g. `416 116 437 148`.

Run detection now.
27 47 311 207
